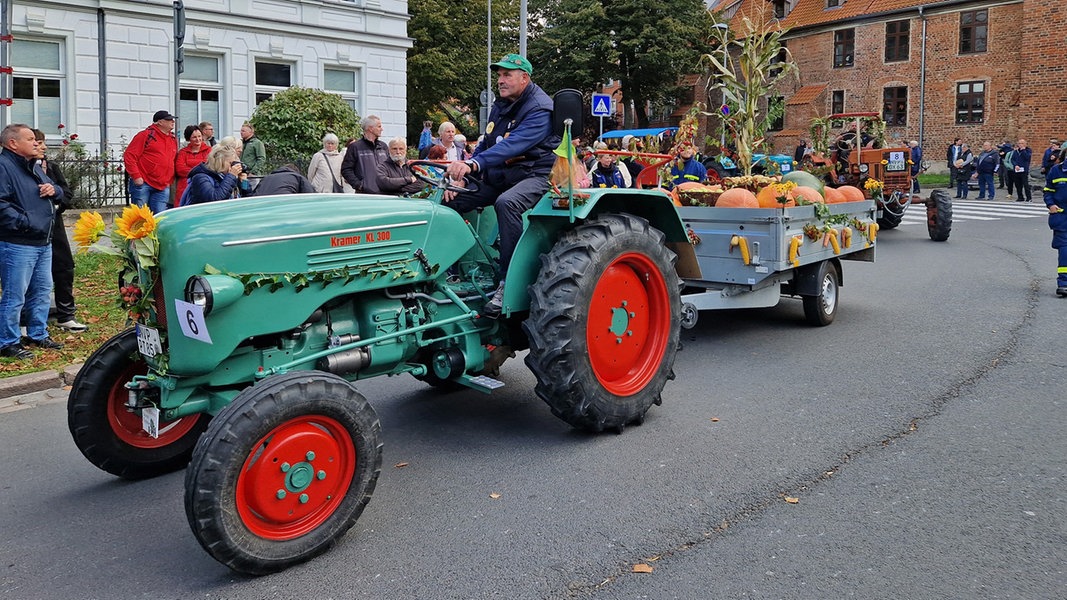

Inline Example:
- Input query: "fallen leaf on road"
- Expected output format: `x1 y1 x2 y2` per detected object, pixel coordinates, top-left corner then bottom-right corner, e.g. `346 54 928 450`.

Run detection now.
632 564 654 573
489 492 502 499
394 462 409 468
784 496 799 504
710 417 720 422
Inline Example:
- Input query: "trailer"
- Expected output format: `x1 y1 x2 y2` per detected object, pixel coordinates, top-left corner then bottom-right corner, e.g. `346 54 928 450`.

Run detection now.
676 200 876 327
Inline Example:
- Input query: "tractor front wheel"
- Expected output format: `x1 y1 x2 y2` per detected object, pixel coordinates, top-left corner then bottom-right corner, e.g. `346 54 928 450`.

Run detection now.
68 329 208 479
524 213 681 433
184 371 382 575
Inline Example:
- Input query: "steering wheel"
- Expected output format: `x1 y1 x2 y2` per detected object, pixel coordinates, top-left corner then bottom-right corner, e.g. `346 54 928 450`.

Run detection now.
408 160 479 194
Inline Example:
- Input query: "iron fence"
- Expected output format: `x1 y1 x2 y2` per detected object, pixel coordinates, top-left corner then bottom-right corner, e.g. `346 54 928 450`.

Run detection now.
53 155 129 209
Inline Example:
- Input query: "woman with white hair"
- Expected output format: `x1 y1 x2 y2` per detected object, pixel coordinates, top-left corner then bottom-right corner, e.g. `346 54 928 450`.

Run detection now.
307 132 350 193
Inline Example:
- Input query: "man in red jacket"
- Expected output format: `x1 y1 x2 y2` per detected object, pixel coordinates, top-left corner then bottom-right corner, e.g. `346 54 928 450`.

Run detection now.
123 110 178 213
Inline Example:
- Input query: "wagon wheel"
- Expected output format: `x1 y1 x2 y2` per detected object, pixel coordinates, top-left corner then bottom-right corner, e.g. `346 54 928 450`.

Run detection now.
68 328 208 479
801 260 840 327
523 213 682 433
184 371 382 575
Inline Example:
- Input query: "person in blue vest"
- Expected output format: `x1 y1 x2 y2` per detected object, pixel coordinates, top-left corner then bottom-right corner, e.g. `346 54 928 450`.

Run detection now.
1042 147 1067 297
444 53 559 318
668 141 707 188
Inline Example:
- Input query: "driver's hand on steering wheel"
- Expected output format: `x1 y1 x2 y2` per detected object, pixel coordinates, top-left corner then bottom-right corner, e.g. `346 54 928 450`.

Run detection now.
446 160 472 181
443 180 466 203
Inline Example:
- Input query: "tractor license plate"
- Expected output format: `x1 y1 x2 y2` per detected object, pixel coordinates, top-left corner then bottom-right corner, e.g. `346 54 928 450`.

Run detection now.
136 324 162 358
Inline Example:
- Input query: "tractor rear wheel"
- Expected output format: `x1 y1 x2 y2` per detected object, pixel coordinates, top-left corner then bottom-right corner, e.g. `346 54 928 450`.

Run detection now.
524 213 681 433
68 328 208 479
926 189 953 242
184 371 382 575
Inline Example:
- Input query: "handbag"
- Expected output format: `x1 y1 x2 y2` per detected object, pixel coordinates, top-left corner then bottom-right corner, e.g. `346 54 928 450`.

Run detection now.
322 151 344 193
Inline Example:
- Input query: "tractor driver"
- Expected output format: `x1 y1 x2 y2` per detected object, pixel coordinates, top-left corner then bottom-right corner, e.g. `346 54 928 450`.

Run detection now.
444 53 559 318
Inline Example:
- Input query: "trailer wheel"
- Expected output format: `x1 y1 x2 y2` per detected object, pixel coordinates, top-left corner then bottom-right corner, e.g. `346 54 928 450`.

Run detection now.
801 261 839 326
926 189 953 242
184 371 382 575
68 329 208 479
524 213 681 433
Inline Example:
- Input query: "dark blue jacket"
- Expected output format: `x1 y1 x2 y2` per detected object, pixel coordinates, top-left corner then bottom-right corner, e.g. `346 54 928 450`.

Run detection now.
1013 147 1032 172
590 163 627 188
975 150 999 175
0 148 62 246
471 82 560 189
181 162 239 206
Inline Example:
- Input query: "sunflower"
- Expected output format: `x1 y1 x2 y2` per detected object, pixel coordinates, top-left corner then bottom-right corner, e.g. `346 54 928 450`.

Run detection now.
114 204 158 240
72 211 106 251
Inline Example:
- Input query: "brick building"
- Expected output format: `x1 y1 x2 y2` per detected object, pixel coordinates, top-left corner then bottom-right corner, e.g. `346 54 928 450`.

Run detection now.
722 0 1065 167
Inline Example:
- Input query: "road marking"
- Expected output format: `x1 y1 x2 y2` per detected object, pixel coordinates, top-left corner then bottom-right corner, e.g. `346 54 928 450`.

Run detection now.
898 200 1049 225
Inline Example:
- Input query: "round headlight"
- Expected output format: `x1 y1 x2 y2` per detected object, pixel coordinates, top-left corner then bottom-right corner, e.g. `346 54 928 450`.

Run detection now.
858 163 869 174
184 276 213 314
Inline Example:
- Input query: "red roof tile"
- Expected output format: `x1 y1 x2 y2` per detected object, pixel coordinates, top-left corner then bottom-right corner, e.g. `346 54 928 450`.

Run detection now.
786 84 827 105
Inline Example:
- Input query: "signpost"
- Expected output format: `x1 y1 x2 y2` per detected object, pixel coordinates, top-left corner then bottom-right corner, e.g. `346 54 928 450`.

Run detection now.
591 92 611 138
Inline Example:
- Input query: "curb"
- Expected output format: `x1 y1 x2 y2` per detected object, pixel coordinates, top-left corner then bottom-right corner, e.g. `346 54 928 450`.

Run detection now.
0 363 83 409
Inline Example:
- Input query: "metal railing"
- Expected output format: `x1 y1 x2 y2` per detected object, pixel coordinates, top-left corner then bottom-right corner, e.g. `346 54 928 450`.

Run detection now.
53 155 129 209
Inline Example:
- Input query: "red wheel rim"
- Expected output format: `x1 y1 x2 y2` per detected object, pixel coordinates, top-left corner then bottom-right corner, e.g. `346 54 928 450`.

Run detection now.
586 252 671 396
106 361 201 449
235 415 357 540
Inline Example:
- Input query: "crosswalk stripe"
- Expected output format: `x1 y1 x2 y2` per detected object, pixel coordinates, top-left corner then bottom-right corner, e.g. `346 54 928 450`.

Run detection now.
896 199 1049 225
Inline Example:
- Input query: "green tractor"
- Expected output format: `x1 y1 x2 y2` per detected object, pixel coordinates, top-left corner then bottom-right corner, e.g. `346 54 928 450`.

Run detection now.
68 95 693 574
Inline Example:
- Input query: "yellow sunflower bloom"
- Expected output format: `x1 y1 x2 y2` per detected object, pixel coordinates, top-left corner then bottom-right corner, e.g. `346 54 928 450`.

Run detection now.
72 211 106 251
115 204 158 240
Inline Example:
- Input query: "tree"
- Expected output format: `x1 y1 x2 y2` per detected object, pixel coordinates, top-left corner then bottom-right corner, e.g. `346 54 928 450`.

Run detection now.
608 0 711 129
701 6 797 175
407 0 521 142
250 86 361 169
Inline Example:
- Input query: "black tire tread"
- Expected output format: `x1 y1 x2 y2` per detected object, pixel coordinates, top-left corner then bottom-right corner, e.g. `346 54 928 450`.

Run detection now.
523 213 681 432
184 371 382 575
927 189 953 242
67 329 209 479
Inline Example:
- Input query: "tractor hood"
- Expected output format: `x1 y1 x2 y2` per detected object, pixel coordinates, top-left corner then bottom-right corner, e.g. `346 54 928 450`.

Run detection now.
152 193 473 374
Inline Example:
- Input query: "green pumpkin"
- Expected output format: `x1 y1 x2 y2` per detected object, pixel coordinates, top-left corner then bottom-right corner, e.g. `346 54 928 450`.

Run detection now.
782 170 824 194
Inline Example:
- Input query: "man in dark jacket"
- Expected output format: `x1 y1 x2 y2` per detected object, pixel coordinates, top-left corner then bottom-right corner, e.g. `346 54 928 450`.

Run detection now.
341 115 388 193
1042 149 1067 296
444 53 560 318
378 138 425 196
1012 139 1033 202
0 124 65 359
253 165 315 196
974 141 1000 200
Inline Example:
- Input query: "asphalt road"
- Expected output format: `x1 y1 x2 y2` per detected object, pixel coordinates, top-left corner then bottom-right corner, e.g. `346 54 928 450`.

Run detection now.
1 202 1064 599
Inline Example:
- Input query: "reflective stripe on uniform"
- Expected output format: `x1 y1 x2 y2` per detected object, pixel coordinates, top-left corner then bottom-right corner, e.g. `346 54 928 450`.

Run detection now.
1059 267 1067 273
1053 177 1067 184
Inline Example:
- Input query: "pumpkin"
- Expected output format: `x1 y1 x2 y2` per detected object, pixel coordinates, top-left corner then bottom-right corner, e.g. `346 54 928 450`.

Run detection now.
836 185 866 202
677 181 709 192
782 170 825 194
791 185 824 204
822 186 847 204
756 184 795 208
716 187 759 208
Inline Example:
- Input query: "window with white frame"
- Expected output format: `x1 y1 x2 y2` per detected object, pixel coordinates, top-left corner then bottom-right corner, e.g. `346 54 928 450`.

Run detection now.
10 39 64 135
323 67 361 111
255 61 293 104
179 55 222 129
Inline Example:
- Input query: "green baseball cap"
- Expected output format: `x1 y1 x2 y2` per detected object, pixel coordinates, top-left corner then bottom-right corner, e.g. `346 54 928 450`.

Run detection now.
491 53 533 75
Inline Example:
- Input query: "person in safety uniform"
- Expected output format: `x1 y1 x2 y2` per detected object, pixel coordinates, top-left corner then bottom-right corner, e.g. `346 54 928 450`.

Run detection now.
1042 147 1067 297
444 53 559 318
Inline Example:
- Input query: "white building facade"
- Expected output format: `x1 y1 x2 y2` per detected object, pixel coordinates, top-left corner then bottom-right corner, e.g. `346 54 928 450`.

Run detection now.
2 0 412 153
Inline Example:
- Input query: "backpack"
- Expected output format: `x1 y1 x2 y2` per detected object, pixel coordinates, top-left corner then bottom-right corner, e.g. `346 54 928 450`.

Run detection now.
1002 150 1014 170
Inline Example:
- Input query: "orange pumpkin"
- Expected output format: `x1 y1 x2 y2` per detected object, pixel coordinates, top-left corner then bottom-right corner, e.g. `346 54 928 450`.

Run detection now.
716 187 759 208
791 185 824 204
822 186 847 204
836 185 866 202
756 185 796 208
677 181 709 192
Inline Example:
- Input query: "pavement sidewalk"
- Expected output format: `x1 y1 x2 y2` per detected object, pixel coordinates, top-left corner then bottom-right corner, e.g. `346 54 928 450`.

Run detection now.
0 363 82 413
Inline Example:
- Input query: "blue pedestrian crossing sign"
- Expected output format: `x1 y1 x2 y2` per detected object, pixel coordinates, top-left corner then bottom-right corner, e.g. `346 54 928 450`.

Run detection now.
591 93 611 117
